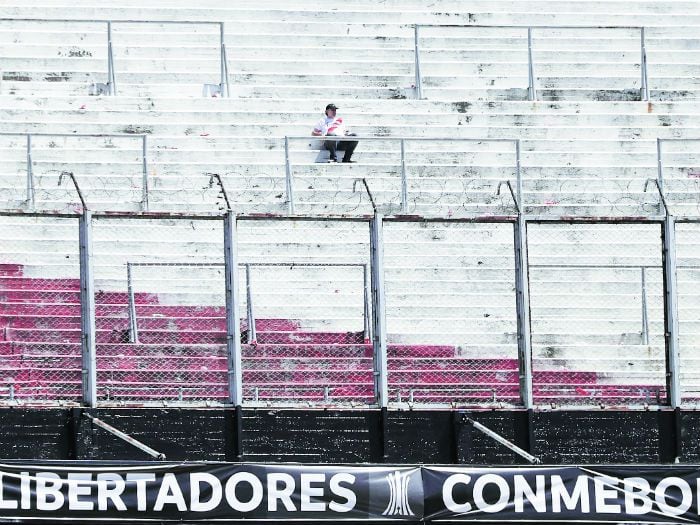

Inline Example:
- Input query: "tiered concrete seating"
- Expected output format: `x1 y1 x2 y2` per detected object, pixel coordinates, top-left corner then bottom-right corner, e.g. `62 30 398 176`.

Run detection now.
0 0 698 407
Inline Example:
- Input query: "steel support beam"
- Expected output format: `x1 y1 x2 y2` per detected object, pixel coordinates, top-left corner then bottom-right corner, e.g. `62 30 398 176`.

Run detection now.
224 212 243 407
79 212 97 407
514 216 534 409
370 213 388 408
663 215 681 408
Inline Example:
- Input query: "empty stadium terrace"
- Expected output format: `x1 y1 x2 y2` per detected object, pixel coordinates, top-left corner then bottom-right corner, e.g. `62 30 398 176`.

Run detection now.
1 0 700 467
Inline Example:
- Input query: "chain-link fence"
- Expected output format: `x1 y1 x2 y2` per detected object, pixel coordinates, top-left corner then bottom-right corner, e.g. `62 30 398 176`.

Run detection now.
237 219 373 406
384 221 519 407
91 216 226 404
3 212 698 409
675 222 700 407
0 214 82 404
528 222 666 407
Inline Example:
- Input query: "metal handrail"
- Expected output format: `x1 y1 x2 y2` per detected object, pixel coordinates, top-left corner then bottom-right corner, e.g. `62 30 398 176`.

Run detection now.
126 261 372 345
414 24 650 101
0 132 148 210
1 18 229 97
286 136 521 215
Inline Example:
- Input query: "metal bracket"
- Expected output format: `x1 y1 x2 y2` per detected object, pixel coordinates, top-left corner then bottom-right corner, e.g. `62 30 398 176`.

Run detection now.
496 180 520 213
58 171 88 211
643 178 669 215
353 178 377 213
202 83 223 97
89 82 110 96
83 413 166 459
207 172 232 212
463 416 541 464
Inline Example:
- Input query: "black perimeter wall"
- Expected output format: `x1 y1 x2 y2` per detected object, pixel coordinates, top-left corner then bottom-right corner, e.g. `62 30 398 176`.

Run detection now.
0 408 694 464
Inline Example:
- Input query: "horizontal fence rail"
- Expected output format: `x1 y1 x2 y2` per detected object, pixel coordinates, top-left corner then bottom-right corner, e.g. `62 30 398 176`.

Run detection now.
1 211 700 409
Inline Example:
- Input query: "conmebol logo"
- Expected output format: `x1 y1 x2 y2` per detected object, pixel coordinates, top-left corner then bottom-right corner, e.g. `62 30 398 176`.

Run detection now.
382 471 415 516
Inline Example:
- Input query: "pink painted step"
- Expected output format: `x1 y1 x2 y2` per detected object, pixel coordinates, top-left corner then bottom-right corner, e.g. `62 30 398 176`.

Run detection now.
0 277 81 290
0 264 23 276
254 331 365 345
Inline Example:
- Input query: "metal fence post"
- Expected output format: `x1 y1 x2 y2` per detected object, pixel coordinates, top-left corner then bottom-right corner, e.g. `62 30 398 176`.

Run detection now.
527 27 537 101
363 263 371 343
657 138 664 191
515 139 523 205
245 263 256 344
224 212 243 407
641 267 649 345
106 21 116 95
640 27 650 102
26 134 34 207
141 135 149 211
514 216 533 409
127 263 139 344
219 22 229 97
370 214 388 408
284 137 295 214
662 215 681 408
79 211 97 407
400 139 408 213
414 25 423 99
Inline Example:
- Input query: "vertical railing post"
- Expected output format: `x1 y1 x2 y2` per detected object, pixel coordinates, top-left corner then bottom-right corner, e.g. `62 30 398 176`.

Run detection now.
527 27 537 101
514 216 533 409
127 263 139 344
662 215 681 408
400 139 408 214
26 134 34 207
641 267 649 345
224 211 243 408
363 263 371 343
370 214 388 408
657 138 664 191
284 137 294 214
141 135 149 211
219 22 230 97
107 22 116 95
414 25 423 99
245 263 256 344
79 211 97 407
515 139 523 206
640 27 649 102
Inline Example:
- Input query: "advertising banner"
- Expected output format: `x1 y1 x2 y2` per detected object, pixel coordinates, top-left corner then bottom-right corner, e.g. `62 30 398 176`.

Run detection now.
0 462 699 522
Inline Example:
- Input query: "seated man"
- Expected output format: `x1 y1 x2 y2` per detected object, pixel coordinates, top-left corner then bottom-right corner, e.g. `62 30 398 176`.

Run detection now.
311 103 358 163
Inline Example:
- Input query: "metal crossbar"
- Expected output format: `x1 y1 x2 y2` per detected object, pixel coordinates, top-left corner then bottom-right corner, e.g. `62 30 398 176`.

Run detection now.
413 24 650 101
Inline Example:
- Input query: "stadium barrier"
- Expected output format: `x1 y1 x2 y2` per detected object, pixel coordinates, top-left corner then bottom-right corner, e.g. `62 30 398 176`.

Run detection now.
414 24 650 101
0 18 230 97
3 202 700 409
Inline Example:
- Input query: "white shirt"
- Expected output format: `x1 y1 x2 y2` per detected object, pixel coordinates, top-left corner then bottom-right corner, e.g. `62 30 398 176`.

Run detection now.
313 115 347 136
